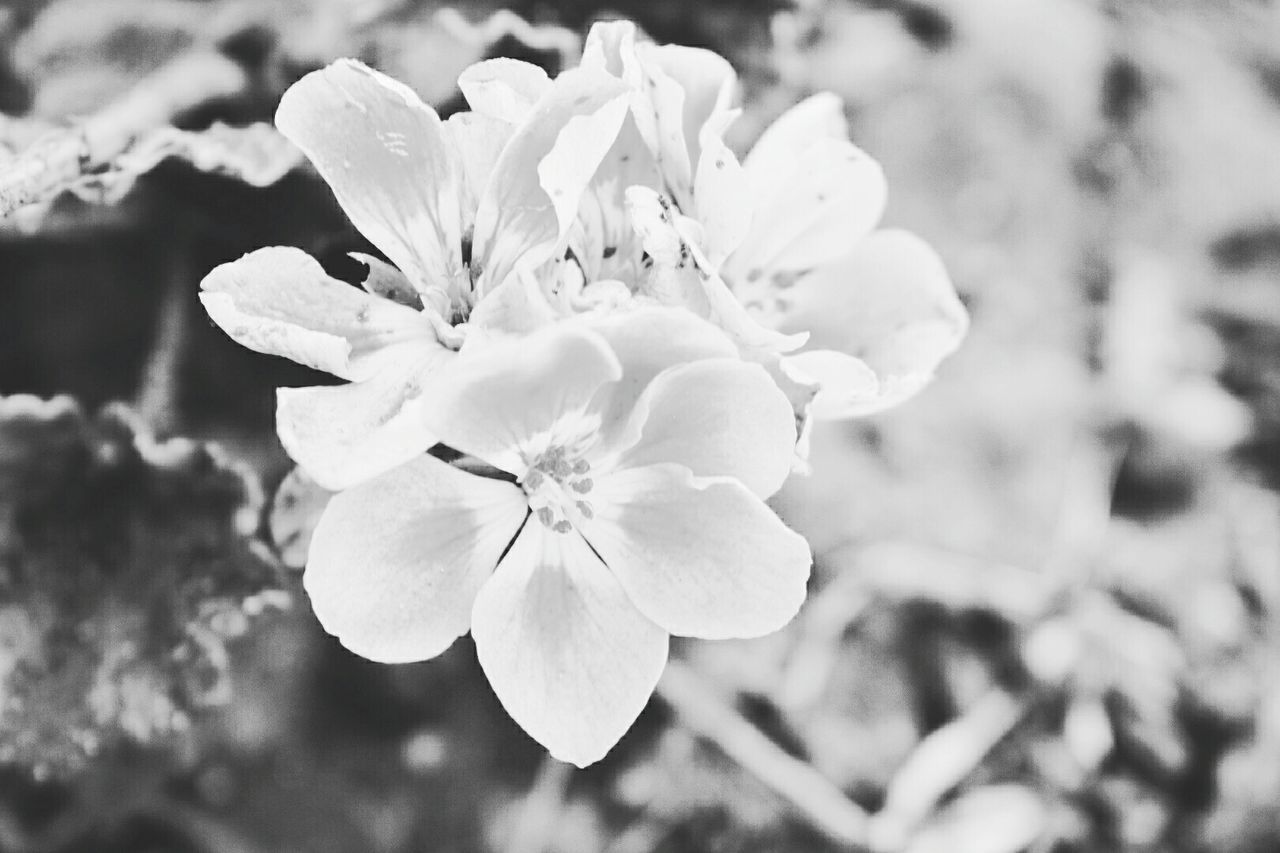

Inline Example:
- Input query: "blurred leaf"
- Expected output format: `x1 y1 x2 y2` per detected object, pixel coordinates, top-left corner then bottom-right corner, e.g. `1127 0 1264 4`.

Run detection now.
900 784 1047 853
1062 695 1112 773
71 121 303 204
0 395 284 776
853 541 1050 624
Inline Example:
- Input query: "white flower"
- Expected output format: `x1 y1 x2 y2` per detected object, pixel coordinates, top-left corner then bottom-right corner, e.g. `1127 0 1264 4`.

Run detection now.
573 22 971 420
303 310 812 766
199 58 630 490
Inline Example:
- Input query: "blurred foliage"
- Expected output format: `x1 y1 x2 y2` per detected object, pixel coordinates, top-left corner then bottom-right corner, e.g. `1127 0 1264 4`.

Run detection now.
0 395 282 778
2 0 1280 852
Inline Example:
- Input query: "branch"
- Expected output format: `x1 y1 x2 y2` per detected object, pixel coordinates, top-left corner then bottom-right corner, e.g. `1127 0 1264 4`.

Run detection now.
656 660 873 850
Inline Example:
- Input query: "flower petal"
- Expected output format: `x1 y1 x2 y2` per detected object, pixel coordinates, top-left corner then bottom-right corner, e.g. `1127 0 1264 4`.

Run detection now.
623 186 806 355
581 20 638 78
443 111 515 239
778 230 969 416
471 66 628 295
615 359 796 498
781 349 881 420
583 464 812 639
584 306 737 448
632 59 695 209
742 92 849 182
693 108 752 266
729 138 887 279
275 59 465 295
588 305 737 399
471 521 669 767
458 58 552 124
276 346 453 490
643 42 736 179
199 246 437 381
422 326 621 472
305 454 527 664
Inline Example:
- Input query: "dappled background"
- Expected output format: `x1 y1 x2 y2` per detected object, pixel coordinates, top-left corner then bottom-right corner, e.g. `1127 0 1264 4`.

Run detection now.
2 0 1280 851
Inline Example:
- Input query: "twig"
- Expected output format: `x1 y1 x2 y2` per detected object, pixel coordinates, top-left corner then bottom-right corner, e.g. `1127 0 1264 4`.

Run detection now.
0 50 247 217
504 755 574 853
656 659 873 850
868 689 1027 851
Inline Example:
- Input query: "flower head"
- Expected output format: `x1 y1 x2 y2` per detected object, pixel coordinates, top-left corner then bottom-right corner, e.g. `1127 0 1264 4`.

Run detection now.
303 310 812 766
563 22 971 421
199 58 630 490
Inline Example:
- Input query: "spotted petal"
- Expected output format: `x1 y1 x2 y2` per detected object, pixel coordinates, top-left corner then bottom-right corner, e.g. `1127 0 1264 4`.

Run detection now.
305 454 527 664
742 92 849 182
583 464 812 640
275 59 465 297
199 246 438 381
727 138 887 280
643 42 736 185
471 521 668 767
693 107 752 266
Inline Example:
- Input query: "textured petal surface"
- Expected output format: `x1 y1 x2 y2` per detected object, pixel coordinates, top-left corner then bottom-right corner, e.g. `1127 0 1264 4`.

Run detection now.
200 246 437 381
275 59 464 295
471 66 628 295
645 42 736 179
730 138 887 279
779 230 969 416
471 522 668 767
421 326 621 472
584 464 812 639
743 92 849 181
693 108 752 266
458 58 552 124
276 345 452 490
616 359 796 498
305 454 527 663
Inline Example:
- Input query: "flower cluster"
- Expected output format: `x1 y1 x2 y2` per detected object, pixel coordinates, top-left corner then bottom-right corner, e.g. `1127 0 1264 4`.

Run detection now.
200 20 967 766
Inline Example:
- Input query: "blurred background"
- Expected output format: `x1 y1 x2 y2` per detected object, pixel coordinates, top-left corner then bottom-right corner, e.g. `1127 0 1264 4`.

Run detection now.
2 0 1280 850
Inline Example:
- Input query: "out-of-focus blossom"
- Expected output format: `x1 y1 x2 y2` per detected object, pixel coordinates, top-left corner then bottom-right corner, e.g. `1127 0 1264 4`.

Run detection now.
570 21 971 420
200 58 629 490
303 315 812 766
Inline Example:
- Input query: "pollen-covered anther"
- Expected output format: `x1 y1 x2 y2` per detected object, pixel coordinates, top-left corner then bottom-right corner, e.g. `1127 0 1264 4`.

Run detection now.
524 446 595 534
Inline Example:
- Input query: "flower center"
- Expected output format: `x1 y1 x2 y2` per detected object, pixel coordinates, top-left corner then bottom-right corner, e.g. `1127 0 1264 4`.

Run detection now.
520 445 595 534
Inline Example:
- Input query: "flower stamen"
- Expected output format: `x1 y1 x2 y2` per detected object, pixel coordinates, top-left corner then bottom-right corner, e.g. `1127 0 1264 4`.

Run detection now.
522 444 596 534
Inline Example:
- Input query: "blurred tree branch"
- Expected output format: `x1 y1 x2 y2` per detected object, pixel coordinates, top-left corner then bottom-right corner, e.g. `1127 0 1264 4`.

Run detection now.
657 660 874 850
